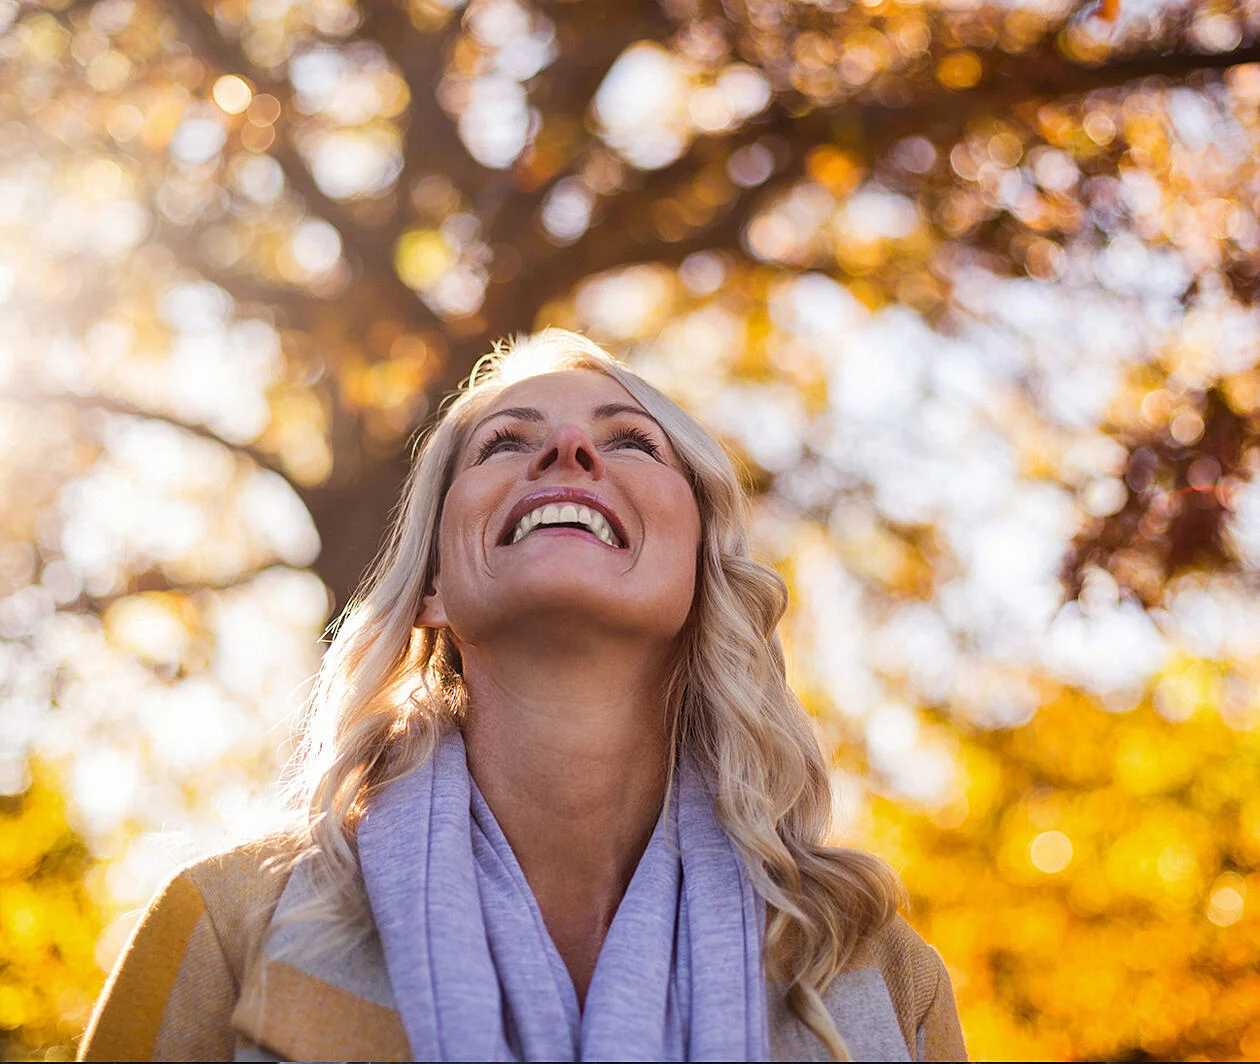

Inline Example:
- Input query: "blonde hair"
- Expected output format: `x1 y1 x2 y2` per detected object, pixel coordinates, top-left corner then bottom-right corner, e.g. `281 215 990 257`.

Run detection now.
283 328 901 1059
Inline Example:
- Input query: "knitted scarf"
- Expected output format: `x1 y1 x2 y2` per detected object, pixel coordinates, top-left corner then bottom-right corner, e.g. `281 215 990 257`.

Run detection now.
357 730 770 1062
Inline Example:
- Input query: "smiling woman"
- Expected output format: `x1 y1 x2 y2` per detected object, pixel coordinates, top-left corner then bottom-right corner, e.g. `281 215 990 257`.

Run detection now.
77 329 965 1063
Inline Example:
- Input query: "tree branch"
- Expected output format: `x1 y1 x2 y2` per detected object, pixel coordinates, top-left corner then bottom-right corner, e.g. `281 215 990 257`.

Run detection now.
434 36 1260 395
10 388 295 482
480 0 680 245
6 384 413 610
873 40 1260 145
361 4 489 202
78 563 293 612
161 0 449 337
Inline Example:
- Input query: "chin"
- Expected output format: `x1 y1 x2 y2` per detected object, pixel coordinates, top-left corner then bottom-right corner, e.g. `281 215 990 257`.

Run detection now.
465 583 691 648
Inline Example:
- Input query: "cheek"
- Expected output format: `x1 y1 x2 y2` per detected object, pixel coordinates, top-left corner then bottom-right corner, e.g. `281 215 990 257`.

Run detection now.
650 479 703 581
436 473 507 574
663 481 702 551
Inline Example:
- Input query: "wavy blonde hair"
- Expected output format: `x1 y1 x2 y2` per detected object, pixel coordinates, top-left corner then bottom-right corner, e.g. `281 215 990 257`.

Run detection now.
283 328 900 1059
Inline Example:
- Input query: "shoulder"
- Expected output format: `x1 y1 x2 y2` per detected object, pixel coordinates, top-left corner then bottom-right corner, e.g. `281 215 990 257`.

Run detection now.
178 836 296 982
768 915 966 1062
842 914 947 1023
78 838 295 1062
836 914 966 1061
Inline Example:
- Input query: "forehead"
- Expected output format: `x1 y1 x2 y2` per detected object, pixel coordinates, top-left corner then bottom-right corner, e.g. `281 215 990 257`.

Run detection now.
478 368 640 418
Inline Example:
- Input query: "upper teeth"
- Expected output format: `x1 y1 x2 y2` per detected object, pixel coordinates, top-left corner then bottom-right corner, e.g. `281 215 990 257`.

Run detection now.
510 503 621 547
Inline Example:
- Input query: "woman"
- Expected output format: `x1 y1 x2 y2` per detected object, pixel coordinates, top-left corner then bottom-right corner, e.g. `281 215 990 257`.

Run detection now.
79 329 965 1062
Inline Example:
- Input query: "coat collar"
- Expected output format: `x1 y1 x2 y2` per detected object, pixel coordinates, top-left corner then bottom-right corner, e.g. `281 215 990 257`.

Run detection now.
230 860 910 1062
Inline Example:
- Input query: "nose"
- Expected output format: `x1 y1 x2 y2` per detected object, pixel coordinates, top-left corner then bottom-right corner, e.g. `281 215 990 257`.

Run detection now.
528 423 605 479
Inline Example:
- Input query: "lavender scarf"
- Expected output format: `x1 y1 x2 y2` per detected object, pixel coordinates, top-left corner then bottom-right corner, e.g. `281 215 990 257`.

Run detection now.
357 731 770 1062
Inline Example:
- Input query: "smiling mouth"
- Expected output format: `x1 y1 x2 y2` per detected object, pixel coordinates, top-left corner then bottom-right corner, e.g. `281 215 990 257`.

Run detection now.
508 502 624 547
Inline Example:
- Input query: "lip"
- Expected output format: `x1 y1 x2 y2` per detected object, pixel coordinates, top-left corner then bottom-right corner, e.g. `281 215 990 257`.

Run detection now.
499 487 629 549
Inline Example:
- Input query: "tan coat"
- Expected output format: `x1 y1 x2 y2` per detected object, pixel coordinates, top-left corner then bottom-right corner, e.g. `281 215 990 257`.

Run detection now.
78 842 967 1062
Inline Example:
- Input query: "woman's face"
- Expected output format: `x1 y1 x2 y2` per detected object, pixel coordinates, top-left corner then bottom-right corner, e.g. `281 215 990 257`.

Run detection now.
419 369 703 651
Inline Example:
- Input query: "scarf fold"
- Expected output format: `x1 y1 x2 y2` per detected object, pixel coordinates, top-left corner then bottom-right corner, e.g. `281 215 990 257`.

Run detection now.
358 730 770 1062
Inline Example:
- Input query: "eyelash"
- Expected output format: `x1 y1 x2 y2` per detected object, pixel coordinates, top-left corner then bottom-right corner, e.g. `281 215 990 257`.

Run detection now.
475 425 662 462
475 427 526 462
605 426 661 458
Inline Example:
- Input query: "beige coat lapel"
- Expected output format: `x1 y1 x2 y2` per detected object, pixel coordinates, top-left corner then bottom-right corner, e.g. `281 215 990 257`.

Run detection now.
231 861 410 1061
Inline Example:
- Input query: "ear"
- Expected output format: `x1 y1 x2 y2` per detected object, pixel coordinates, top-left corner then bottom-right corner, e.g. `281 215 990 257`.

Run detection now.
414 578 450 629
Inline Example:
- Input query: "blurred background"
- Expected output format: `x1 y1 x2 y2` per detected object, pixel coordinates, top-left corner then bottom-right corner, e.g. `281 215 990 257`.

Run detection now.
2 0 1260 1058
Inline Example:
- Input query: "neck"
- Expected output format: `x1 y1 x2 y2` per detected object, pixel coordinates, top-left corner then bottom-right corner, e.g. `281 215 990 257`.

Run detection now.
459 634 674 1004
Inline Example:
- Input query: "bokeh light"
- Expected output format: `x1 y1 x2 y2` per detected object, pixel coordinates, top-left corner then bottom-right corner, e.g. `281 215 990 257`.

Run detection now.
5 0 1260 1058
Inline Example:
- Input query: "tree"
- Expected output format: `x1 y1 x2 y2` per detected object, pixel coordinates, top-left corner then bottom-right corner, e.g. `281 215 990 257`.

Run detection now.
3 0 1260 1057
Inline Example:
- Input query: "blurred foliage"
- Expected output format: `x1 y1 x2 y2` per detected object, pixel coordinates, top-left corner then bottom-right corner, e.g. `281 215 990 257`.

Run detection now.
868 689 1260 1060
5 0 1260 1058
0 765 102 1061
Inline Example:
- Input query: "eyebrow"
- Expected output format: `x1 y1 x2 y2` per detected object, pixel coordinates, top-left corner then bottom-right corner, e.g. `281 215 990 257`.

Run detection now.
472 406 546 435
471 402 662 436
593 402 661 426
